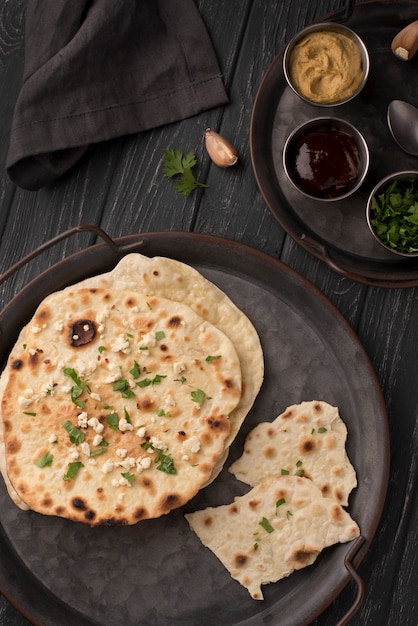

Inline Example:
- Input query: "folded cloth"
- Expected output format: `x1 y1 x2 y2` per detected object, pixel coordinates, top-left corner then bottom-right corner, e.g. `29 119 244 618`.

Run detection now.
6 0 229 190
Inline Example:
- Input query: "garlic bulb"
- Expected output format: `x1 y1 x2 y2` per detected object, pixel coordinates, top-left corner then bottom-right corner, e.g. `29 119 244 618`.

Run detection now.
204 128 238 167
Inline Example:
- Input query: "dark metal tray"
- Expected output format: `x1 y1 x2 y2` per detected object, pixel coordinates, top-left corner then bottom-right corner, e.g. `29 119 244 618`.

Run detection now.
251 0 418 287
0 227 389 625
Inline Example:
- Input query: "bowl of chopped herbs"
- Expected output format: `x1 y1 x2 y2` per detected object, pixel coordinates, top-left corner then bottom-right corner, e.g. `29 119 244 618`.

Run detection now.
366 171 418 256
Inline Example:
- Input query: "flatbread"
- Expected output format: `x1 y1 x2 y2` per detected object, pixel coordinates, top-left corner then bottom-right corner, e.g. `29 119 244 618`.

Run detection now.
1 287 242 525
70 253 264 455
185 475 360 600
229 401 357 506
0 254 264 516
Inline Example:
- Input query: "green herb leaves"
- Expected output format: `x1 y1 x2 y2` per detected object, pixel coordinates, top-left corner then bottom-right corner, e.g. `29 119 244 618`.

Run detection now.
259 516 275 533
140 441 177 474
63 461 84 481
64 367 89 408
191 389 206 404
35 452 53 468
163 149 208 196
62 420 85 445
113 378 135 398
370 177 418 253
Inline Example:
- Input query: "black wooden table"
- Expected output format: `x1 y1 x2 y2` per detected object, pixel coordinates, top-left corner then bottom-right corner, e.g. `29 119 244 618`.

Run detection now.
0 1 417 625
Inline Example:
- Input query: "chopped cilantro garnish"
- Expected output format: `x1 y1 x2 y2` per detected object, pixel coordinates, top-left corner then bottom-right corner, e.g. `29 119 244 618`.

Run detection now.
35 452 53 468
139 441 177 474
105 412 119 430
129 360 141 379
152 374 167 384
259 517 274 533
63 461 84 481
276 497 286 508
370 177 418 253
113 379 135 398
317 427 327 433
121 472 135 484
98 346 106 353
64 367 89 408
295 469 305 477
124 407 132 423
157 409 171 417
137 374 166 388
205 355 221 362
296 460 303 467
174 376 187 384
155 330 165 341
154 449 177 474
281 468 289 475
23 411 37 416
62 420 85 445
286 510 293 520
191 389 206 403
90 447 107 457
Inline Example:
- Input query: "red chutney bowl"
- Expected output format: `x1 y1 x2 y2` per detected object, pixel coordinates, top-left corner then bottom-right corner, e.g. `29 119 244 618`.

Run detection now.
282 117 370 202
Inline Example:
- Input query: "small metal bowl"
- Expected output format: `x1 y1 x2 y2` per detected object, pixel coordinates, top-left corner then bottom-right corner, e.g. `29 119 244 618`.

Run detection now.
283 117 370 202
283 22 370 106
366 171 418 257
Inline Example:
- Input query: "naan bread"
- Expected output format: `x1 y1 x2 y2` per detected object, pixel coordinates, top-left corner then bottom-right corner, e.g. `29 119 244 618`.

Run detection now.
0 254 264 517
70 253 264 457
1 287 242 525
229 401 357 506
185 475 360 600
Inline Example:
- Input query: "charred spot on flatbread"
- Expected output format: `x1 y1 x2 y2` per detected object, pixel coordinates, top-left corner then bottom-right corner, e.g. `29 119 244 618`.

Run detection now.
285 543 320 569
70 320 96 346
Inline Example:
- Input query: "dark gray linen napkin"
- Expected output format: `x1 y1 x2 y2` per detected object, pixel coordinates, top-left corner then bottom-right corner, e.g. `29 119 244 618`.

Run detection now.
6 0 229 190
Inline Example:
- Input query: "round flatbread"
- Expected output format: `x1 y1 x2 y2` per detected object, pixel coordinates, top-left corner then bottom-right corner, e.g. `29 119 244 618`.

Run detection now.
2 287 242 525
71 253 264 457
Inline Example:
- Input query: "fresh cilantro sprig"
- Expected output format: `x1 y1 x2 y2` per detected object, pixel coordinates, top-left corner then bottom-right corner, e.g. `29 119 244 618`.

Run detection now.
163 149 208 196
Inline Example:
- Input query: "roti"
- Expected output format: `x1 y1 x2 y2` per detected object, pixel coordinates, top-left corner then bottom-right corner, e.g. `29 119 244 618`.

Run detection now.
0 254 264 518
1 287 242 525
229 401 357 506
185 475 360 600
69 253 264 456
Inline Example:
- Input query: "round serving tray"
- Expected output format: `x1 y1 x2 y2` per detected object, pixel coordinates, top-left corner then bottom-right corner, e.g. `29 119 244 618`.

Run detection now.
250 0 418 287
0 228 389 625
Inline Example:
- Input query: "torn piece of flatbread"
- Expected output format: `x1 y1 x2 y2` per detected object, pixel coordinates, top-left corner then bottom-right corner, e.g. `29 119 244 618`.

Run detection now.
229 401 357 506
185 475 360 600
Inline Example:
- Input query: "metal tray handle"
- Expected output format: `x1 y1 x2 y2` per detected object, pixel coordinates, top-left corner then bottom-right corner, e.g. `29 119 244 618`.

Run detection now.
0 224 144 288
336 535 366 626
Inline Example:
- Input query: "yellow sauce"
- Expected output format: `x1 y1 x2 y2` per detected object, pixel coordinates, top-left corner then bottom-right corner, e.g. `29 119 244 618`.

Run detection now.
288 31 364 104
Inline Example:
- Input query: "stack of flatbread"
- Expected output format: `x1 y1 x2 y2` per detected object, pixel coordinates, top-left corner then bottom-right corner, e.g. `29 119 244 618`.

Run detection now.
186 401 360 599
0 254 264 525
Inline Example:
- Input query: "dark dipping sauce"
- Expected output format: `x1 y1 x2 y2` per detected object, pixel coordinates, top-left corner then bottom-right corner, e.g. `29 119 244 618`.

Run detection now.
289 129 361 199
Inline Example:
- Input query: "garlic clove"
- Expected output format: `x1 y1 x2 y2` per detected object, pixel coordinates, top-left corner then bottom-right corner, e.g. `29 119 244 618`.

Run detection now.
391 19 418 61
204 128 238 167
